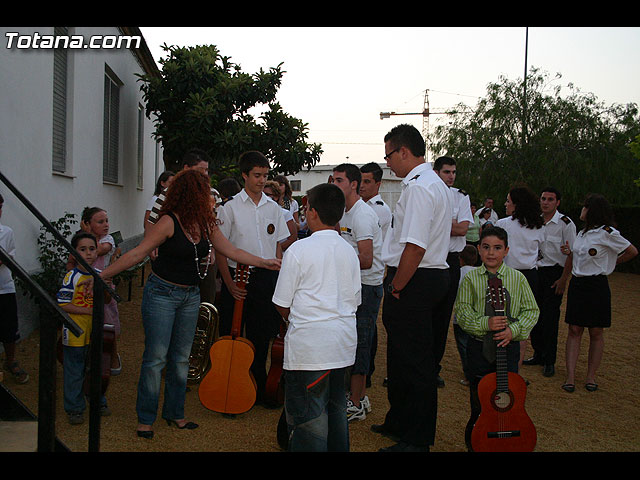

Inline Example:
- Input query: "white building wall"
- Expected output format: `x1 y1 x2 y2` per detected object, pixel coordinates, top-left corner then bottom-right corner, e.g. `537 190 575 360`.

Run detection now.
0 26 160 273
0 26 161 339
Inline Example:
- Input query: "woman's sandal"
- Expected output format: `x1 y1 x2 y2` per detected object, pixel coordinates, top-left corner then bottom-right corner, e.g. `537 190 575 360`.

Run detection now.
585 382 598 392
561 383 575 393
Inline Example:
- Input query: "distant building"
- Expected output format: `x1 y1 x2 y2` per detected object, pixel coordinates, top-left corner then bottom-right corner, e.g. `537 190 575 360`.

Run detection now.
287 163 402 211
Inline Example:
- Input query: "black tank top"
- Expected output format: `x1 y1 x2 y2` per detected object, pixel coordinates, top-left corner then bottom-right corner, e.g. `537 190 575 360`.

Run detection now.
152 212 209 286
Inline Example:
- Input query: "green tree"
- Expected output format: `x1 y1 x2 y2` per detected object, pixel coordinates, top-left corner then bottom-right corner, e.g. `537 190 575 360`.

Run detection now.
137 44 322 180
630 133 640 187
432 68 640 210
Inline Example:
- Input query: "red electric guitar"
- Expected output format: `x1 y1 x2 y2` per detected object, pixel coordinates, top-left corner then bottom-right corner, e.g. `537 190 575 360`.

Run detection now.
471 276 537 452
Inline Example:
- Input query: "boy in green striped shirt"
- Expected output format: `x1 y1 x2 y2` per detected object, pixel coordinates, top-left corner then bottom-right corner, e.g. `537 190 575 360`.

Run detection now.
454 226 539 450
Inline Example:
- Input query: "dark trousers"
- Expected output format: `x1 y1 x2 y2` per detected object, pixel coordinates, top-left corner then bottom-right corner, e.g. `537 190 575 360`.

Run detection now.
218 267 280 403
434 252 461 375
531 265 564 365
464 337 520 451
381 267 449 447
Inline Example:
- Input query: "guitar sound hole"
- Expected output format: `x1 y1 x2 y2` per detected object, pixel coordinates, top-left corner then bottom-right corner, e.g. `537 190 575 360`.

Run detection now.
492 391 512 411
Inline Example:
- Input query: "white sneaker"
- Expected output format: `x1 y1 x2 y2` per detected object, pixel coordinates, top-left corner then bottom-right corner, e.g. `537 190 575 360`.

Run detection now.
346 399 366 422
361 395 372 413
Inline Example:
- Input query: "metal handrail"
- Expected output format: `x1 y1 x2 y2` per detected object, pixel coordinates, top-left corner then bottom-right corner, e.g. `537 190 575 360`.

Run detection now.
0 169 120 452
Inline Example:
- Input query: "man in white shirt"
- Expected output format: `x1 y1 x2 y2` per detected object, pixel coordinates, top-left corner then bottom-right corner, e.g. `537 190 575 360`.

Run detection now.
433 156 475 388
272 183 361 451
216 151 289 405
525 187 576 377
372 124 453 453
475 196 499 225
359 162 392 239
332 163 384 422
359 161 392 389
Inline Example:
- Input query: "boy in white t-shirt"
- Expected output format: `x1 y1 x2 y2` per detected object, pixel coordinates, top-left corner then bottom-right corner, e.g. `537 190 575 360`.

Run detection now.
272 183 361 452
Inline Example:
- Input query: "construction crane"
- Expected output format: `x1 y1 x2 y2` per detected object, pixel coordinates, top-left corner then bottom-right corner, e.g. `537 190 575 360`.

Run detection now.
380 89 459 161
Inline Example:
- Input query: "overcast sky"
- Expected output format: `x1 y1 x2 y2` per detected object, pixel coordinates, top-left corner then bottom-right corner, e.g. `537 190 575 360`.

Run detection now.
139 27 640 165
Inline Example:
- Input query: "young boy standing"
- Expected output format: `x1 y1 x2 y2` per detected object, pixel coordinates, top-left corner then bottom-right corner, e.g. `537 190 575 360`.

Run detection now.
454 226 539 451
272 183 361 452
216 151 289 405
57 232 110 424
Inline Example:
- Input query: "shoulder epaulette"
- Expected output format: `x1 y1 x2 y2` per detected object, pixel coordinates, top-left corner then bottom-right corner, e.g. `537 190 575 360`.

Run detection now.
375 200 384 205
560 215 572 225
409 174 420 181
458 189 468 196
603 225 613 233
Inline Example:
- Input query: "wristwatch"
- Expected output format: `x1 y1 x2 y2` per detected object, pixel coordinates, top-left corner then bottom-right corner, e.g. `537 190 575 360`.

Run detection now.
387 283 401 295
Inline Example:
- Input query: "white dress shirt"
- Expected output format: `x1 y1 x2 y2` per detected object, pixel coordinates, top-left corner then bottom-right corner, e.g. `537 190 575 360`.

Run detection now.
449 187 475 253
571 226 631 277
381 162 453 269
537 210 577 268
217 189 289 268
365 194 392 240
496 216 545 270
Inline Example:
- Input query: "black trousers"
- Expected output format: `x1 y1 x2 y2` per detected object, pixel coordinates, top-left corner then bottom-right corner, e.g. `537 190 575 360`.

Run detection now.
434 252 461 375
218 267 280 402
381 267 449 447
531 265 564 365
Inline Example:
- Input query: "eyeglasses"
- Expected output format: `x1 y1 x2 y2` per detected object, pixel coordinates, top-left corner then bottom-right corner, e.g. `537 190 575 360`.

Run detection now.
383 148 400 161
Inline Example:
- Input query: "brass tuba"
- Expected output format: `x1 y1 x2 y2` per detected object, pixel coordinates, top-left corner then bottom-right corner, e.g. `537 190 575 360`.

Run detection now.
188 302 219 384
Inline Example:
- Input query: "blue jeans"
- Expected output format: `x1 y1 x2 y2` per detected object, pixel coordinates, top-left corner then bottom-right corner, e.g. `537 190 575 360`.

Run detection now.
353 284 383 375
284 368 350 452
136 273 200 425
63 345 106 413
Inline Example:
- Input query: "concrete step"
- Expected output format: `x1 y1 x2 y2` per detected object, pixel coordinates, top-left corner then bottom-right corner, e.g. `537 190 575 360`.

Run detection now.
0 420 38 452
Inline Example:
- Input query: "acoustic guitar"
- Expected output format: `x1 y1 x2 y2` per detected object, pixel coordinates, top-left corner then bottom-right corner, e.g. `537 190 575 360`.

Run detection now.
471 276 537 452
198 264 257 414
264 319 286 407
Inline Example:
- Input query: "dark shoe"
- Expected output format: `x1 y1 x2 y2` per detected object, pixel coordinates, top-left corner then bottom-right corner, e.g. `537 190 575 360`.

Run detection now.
137 429 154 439
543 364 555 377
165 419 199 429
436 375 445 388
382 377 388 387
371 423 400 442
379 441 429 452
68 412 84 425
523 355 543 366
585 382 598 392
561 383 575 393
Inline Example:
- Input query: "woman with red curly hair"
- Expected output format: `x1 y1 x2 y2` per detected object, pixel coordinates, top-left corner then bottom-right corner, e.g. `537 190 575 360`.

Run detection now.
100 169 280 439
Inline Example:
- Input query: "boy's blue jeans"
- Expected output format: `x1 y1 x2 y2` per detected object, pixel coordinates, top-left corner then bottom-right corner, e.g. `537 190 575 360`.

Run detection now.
63 345 107 413
284 367 350 452
136 273 200 425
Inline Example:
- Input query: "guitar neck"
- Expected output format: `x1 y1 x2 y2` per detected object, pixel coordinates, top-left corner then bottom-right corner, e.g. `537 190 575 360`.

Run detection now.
494 307 509 393
230 264 249 339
